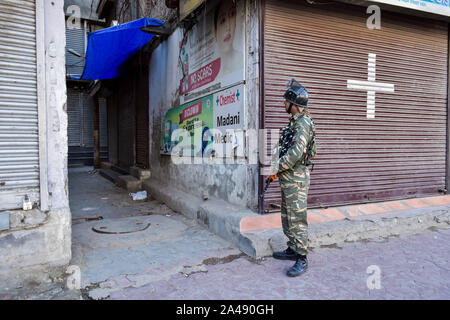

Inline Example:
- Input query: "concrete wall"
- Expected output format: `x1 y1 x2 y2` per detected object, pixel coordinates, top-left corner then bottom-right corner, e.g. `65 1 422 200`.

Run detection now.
148 0 260 211
112 0 177 24
140 0 177 22
0 0 71 286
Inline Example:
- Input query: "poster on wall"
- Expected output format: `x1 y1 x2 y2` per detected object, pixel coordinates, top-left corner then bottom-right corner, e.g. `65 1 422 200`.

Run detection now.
161 94 214 157
179 0 245 102
161 84 245 158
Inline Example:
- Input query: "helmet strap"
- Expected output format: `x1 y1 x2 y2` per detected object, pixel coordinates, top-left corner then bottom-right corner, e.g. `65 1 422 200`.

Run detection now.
287 102 294 114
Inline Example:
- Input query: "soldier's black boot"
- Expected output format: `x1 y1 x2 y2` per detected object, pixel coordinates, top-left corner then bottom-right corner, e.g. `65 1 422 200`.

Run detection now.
286 254 308 277
273 247 298 261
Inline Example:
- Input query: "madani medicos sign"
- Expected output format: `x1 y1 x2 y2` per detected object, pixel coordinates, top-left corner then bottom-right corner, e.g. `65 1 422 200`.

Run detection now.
161 85 244 157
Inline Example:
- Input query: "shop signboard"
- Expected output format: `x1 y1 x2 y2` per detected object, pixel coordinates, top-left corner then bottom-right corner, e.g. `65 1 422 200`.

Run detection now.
161 84 245 158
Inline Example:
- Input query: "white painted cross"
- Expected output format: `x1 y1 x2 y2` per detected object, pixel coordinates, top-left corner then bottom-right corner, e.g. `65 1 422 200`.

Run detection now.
347 53 395 119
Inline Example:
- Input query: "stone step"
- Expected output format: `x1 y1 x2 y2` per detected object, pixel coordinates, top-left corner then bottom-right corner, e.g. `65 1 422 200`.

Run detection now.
100 162 113 170
111 165 129 175
130 166 151 181
101 162 130 175
99 168 120 184
116 175 142 193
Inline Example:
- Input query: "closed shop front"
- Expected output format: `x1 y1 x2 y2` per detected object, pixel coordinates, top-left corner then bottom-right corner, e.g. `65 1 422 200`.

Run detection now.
135 58 150 169
262 0 448 210
117 74 136 169
106 52 151 171
67 88 108 165
0 0 40 210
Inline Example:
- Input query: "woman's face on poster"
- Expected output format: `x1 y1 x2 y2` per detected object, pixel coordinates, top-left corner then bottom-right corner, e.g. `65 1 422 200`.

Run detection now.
215 0 237 54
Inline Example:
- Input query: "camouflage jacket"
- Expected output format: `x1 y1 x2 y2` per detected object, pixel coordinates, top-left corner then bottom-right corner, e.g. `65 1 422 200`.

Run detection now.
274 112 315 186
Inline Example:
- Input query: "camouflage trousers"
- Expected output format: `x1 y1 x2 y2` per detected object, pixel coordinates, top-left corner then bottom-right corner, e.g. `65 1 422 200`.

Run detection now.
280 181 309 256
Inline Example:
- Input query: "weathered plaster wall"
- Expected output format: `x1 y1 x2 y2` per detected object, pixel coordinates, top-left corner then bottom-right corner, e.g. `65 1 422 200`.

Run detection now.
113 0 177 23
46 0 70 211
148 0 260 210
0 0 71 285
140 0 177 22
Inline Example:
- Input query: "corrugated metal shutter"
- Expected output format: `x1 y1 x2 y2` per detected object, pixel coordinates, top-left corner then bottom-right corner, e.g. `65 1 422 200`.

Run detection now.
118 76 135 169
262 0 448 211
67 89 82 146
107 94 118 164
67 92 106 148
82 92 94 147
0 0 40 210
135 62 149 168
99 97 108 148
68 91 109 165
65 26 85 77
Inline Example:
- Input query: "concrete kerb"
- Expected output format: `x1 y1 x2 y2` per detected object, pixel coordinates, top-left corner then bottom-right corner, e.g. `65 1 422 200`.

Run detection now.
247 205 450 257
143 177 450 258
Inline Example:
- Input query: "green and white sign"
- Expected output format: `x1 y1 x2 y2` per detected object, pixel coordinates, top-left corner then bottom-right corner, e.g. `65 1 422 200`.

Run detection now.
161 84 245 158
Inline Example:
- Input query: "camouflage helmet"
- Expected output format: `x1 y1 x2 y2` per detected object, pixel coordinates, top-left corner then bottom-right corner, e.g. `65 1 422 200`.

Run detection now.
283 78 308 108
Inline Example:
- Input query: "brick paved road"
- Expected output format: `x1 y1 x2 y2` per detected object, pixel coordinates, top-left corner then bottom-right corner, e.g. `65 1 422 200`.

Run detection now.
109 227 450 300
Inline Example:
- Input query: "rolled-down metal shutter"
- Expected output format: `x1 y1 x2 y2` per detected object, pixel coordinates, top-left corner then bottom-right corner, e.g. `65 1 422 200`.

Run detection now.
263 0 448 210
67 90 82 146
118 76 135 169
135 62 149 168
0 0 40 210
82 92 94 147
99 97 108 148
65 26 85 77
67 92 107 148
67 90 108 165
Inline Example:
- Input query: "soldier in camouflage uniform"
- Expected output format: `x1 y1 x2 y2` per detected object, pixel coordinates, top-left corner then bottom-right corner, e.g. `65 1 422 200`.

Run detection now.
270 79 316 277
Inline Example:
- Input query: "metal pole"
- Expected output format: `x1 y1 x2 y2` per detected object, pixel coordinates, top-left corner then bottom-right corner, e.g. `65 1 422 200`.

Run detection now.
446 23 450 194
258 0 265 215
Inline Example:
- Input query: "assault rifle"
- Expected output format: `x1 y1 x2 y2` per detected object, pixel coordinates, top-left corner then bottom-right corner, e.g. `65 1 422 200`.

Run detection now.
259 124 295 200
260 174 277 200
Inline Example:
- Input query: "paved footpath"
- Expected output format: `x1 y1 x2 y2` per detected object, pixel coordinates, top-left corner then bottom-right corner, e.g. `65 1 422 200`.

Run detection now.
109 227 450 300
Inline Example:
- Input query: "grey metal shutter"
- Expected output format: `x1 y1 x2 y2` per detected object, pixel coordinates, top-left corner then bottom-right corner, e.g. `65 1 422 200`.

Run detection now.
65 26 85 77
99 97 108 148
118 76 135 168
262 0 448 210
0 0 40 210
67 89 82 146
82 93 94 147
135 61 149 168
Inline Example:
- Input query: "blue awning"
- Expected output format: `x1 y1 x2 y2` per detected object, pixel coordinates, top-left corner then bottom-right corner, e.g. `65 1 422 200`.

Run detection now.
72 18 164 80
